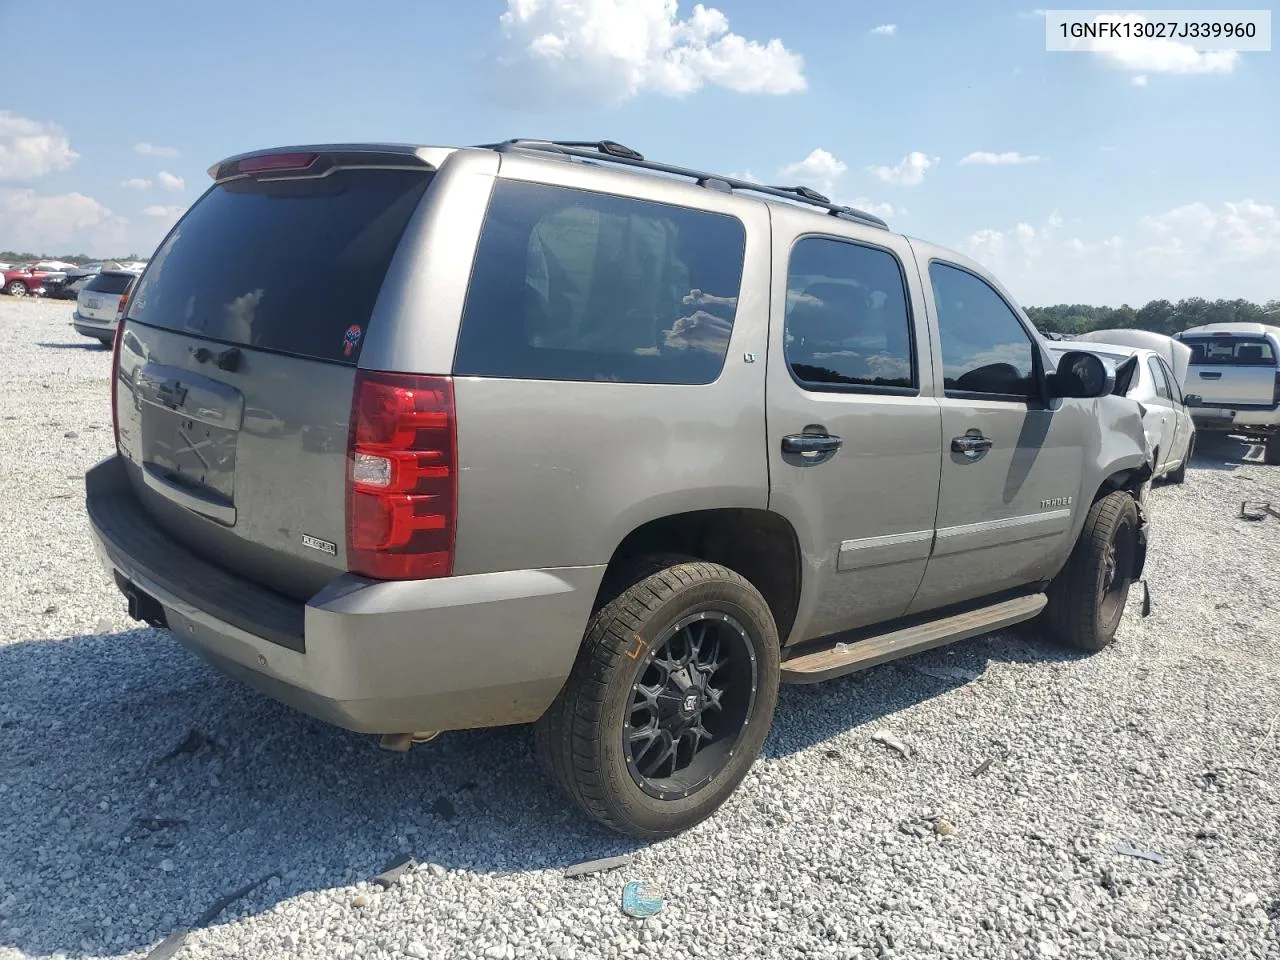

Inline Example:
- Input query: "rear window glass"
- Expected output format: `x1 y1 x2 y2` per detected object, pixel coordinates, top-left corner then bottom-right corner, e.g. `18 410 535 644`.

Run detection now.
1183 336 1276 366
126 169 432 363
85 272 133 295
455 180 745 384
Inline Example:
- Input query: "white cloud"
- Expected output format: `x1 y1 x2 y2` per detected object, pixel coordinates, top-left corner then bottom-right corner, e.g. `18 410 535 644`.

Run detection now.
1073 14 1238 75
777 148 846 199
960 200 1280 304
960 151 1043 166
493 0 806 106
1131 74 1148 86
870 23 896 36
157 170 185 192
771 148 894 218
143 204 186 219
868 151 938 186
850 197 895 219
120 177 152 189
1017 9 1047 18
0 188 128 253
134 141 180 158
1138 200 1280 270
0 112 78 182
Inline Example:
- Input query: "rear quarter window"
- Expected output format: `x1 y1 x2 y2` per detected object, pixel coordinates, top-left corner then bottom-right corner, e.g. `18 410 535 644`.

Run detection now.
454 180 746 385
126 169 432 364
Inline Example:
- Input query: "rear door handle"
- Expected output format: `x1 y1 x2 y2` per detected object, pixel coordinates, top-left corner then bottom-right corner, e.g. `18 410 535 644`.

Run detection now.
951 435 994 459
1198 372 1222 379
782 433 842 462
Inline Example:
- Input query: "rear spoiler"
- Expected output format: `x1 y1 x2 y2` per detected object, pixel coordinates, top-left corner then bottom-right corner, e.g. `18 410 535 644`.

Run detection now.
209 144 451 184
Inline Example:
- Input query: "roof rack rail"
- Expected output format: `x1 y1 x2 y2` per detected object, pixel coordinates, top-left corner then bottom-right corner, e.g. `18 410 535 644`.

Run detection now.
476 139 890 230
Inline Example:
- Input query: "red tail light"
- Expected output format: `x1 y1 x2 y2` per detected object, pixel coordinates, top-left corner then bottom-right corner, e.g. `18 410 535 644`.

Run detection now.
346 371 456 580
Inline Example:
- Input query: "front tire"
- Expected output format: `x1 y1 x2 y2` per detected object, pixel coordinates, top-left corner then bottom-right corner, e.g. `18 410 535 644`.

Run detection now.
535 559 780 838
1045 491 1140 651
4 280 28 297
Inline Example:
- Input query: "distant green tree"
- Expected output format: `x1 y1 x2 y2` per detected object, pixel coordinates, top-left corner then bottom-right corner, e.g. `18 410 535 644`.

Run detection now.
1026 297 1276 337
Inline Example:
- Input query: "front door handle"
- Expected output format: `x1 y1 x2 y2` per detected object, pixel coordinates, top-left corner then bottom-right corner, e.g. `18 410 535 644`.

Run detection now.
951 434 993 459
782 433 843 462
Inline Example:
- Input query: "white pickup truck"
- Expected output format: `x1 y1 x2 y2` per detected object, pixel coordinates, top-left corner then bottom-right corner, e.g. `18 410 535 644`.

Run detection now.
1176 322 1280 465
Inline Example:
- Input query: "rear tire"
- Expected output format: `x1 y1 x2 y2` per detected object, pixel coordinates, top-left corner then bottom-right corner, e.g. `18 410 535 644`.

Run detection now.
1265 433 1280 466
1166 435 1193 484
535 559 780 838
1045 491 1139 652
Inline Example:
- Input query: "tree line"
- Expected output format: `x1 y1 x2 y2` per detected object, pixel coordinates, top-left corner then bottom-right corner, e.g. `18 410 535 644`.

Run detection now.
1024 298 1279 336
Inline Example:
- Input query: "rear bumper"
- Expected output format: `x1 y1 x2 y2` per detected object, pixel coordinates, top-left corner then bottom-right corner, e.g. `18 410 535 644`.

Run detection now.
1191 406 1279 432
73 312 116 340
85 456 604 734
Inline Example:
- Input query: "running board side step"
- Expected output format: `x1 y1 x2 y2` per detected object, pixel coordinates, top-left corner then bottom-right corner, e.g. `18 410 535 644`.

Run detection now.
780 593 1048 684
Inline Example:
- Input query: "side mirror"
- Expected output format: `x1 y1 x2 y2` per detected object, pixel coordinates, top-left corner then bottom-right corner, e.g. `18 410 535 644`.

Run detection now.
1183 394 1202 407
1048 350 1114 399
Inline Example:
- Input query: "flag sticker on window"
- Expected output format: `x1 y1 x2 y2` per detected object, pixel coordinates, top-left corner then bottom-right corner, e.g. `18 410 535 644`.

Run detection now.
343 324 363 358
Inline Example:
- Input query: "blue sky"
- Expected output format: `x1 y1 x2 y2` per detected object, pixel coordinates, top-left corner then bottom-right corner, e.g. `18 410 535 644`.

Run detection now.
1 0 1275 306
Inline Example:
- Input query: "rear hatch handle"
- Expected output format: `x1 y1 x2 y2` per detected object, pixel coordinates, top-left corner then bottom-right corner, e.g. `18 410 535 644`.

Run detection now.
141 463 237 525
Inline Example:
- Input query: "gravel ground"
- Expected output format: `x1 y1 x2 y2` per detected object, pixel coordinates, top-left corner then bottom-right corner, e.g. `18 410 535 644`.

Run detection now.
0 297 1277 960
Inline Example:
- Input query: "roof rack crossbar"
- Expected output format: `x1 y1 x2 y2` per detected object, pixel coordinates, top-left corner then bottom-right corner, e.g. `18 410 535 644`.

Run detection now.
477 139 890 230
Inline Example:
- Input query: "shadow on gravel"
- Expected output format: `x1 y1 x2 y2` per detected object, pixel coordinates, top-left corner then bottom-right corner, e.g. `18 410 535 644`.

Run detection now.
0 629 641 958
1189 433 1266 471
0 618 1098 957
765 623 1091 759
36 341 110 351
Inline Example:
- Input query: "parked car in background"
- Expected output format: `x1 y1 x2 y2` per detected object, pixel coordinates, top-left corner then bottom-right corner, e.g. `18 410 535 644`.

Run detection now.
72 263 141 344
1175 322 1280 465
53 262 104 300
85 138 1154 838
3 264 65 297
1050 335 1195 482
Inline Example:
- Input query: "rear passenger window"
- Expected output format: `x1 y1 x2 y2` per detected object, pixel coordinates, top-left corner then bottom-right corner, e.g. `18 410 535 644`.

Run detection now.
928 262 1035 398
455 181 745 384
784 237 914 391
1148 358 1170 399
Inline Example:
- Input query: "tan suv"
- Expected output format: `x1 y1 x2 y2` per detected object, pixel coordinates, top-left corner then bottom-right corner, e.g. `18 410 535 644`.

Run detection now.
86 139 1153 837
